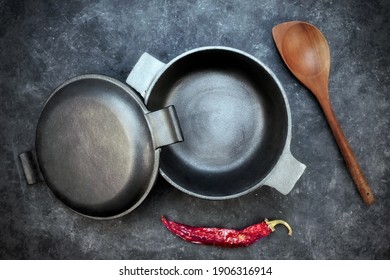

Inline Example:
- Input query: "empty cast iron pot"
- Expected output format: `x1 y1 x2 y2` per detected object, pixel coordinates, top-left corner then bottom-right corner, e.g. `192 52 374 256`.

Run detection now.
127 46 306 199
19 74 183 219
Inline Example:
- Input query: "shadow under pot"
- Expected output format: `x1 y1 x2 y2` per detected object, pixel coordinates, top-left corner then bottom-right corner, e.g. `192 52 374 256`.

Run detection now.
19 74 183 219
126 46 306 199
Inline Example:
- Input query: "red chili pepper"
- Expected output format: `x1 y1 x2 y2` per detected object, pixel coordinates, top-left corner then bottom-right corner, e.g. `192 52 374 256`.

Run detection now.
161 216 292 247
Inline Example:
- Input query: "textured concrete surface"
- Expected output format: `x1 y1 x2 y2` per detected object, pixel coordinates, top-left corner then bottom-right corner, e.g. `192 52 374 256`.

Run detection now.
1 0 389 259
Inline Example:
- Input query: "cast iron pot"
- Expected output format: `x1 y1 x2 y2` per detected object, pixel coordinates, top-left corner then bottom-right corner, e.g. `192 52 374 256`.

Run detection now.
19 75 183 219
126 46 306 199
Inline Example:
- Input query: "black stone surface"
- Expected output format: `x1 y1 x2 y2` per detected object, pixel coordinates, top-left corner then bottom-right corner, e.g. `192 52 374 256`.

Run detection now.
1 0 389 259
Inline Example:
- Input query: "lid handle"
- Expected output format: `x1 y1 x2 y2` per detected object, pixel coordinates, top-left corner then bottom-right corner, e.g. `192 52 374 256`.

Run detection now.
19 150 43 185
146 106 184 149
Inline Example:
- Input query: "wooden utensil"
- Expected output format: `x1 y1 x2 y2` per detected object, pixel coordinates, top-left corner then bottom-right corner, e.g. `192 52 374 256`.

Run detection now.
272 21 374 205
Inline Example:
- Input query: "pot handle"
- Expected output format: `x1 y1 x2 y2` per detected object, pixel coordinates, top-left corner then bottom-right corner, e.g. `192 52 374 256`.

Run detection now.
19 150 43 185
263 150 306 195
146 105 183 149
126 52 166 99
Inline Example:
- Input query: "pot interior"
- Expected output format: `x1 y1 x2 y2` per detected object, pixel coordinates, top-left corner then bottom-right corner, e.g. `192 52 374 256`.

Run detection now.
147 49 289 198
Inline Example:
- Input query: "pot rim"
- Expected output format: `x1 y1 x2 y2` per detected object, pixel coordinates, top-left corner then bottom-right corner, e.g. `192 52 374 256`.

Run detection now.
143 46 294 200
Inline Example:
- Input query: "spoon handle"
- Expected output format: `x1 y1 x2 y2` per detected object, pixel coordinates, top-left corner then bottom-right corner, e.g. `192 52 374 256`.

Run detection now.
321 101 375 205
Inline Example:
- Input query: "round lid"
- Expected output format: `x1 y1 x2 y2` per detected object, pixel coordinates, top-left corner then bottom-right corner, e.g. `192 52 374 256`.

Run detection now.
35 75 158 219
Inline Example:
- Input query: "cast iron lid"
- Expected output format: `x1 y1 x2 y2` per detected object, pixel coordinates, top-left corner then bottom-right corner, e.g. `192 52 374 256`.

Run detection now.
34 75 182 219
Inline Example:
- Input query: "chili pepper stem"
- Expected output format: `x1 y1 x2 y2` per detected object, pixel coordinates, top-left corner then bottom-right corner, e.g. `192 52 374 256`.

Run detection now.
265 219 293 236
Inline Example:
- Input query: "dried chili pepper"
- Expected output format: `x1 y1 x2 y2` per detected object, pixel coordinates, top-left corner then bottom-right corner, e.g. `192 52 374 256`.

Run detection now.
161 216 292 247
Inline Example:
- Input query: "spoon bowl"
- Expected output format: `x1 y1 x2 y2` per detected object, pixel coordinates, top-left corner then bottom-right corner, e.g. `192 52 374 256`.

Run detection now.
273 21 374 205
282 23 329 78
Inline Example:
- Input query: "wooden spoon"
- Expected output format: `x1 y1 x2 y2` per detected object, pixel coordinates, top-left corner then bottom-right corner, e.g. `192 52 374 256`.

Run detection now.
272 21 374 205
